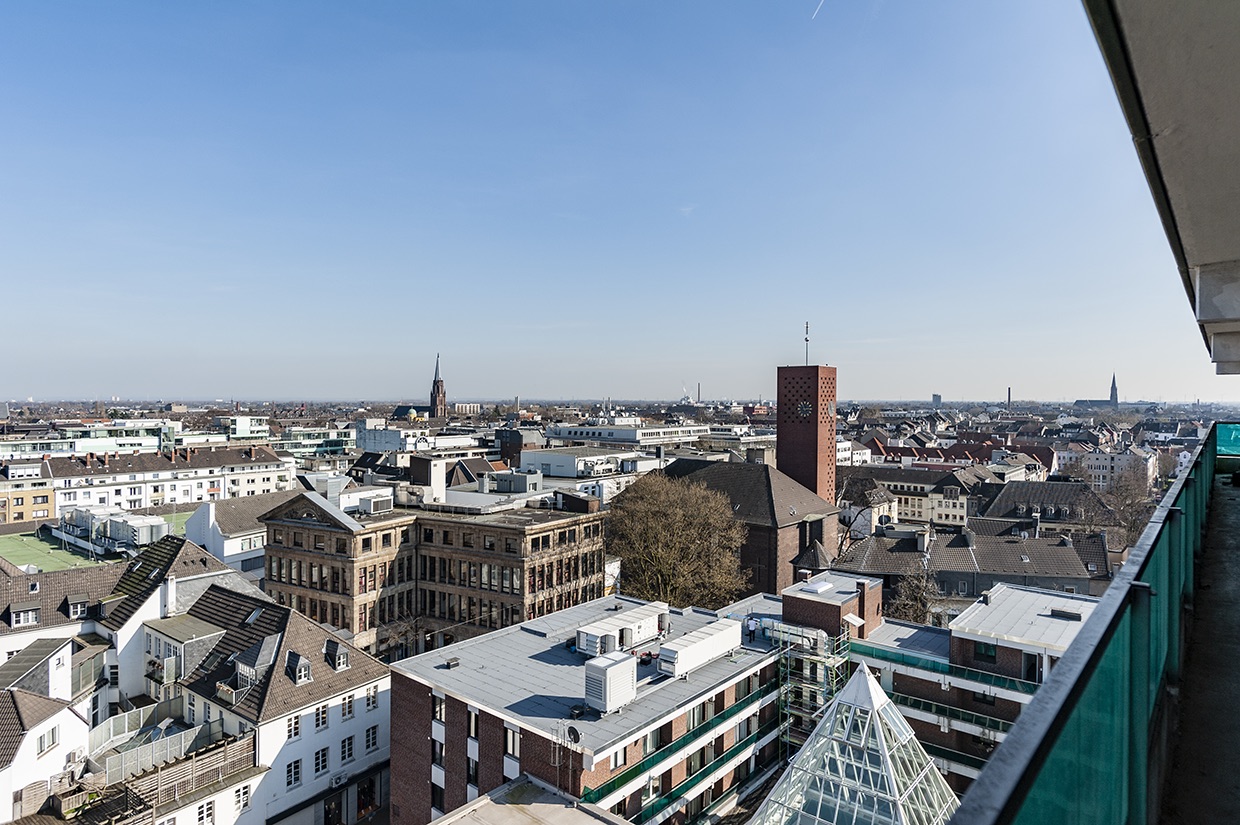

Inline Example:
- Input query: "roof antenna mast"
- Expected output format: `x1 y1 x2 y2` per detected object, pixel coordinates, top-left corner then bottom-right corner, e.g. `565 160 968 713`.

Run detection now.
804 321 810 366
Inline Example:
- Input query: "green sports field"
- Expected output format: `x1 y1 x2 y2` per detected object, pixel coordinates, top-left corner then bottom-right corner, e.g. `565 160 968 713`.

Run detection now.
0 532 107 571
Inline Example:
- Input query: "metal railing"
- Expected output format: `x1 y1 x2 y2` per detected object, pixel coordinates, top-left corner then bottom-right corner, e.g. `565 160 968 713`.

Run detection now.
849 641 1041 696
580 679 778 804
890 692 1013 734
950 423 1220 825
633 716 783 824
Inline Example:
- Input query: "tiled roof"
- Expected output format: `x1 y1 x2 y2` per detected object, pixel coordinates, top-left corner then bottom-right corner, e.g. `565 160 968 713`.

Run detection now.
205 490 304 537
980 481 1121 526
45 446 284 480
662 459 837 528
0 563 125 635
791 540 832 571
836 476 896 508
0 689 72 769
181 586 388 724
835 530 1108 580
100 536 231 631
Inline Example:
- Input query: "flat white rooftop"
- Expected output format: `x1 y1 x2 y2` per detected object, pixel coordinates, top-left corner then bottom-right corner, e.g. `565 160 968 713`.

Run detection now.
950 583 1100 652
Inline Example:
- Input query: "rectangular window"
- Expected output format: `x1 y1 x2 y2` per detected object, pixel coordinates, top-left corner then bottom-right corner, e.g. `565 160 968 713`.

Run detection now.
315 704 329 729
314 747 329 775
610 747 627 770
287 715 301 739
467 756 479 786
468 709 479 739
974 641 998 664
431 739 444 767
286 759 302 787
234 786 250 813
431 783 444 813
341 694 354 719
341 735 354 762
366 684 379 710
504 727 520 759
37 726 58 754
197 801 214 825
432 695 445 721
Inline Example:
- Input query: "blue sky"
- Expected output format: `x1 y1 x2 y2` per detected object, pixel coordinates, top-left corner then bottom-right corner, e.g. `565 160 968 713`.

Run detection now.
0 2 1225 404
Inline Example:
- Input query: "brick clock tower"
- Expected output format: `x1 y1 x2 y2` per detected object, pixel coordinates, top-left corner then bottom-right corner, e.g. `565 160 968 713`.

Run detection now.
776 365 837 503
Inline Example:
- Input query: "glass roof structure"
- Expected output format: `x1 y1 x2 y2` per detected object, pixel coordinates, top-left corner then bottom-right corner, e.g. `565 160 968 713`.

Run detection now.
750 665 959 825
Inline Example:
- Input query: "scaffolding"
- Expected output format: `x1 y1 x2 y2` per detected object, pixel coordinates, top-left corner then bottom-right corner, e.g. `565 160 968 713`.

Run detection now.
768 620 851 761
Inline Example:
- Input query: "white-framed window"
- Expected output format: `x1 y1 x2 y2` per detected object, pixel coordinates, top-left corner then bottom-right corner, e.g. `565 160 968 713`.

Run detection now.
286 759 302 788
234 785 250 812
366 684 379 710
287 715 301 739
504 727 520 759
610 747 627 770
314 747 329 775
37 726 58 754
341 735 354 763
341 694 354 719
69 601 87 619
315 704 329 729
365 725 379 752
12 609 39 627
156 817 176 825
196 801 214 825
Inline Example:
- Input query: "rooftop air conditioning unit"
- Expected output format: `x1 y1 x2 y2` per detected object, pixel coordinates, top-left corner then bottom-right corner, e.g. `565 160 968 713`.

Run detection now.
584 651 637 714
657 619 741 679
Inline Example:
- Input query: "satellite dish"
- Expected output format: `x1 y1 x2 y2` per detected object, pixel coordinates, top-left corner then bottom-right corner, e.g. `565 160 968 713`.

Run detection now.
878 515 892 526
567 726 581 744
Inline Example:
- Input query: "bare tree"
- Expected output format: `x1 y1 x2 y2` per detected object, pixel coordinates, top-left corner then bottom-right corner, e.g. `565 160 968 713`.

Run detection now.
885 566 947 625
604 473 749 610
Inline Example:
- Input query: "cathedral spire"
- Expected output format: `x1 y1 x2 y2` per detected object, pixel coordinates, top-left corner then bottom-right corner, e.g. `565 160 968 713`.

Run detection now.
430 355 447 419
434 353 441 382
1110 373 1118 405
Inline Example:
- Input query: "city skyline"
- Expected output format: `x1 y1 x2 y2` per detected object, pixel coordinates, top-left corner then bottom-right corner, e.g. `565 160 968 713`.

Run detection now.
1 2 1229 402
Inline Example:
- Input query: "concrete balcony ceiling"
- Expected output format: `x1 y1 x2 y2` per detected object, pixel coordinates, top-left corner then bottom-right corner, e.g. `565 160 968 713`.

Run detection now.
1085 1 1240 372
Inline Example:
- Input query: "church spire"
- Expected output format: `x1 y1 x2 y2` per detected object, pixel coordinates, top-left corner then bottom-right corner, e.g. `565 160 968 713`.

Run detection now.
430 355 447 419
1110 373 1118 405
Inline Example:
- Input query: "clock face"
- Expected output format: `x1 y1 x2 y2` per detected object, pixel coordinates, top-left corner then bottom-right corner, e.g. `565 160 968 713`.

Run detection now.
797 401 814 418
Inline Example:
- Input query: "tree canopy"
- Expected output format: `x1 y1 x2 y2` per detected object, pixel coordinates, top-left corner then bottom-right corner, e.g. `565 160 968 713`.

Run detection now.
604 473 749 609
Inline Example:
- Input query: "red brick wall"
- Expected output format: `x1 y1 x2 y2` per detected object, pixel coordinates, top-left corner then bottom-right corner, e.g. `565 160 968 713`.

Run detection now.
950 637 1024 679
782 592 847 634
390 673 431 825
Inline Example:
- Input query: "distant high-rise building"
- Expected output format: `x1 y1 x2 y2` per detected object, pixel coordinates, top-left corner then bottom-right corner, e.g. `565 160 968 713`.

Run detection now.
932 393 942 408
776 365 837 503
430 354 447 419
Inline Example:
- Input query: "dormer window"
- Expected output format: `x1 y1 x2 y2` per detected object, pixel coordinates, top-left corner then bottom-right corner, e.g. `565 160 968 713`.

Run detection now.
69 601 87 619
11 604 39 627
335 651 349 671
296 661 312 685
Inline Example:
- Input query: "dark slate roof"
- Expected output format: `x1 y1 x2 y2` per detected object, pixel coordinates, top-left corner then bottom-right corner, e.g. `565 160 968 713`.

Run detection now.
836 476 896 508
835 530 1109 580
0 562 125 635
181 586 388 724
205 490 304 537
0 638 69 688
791 540 832 571
100 536 231 631
0 689 72 769
45 446 284 480
662 459 837 528
979 481 1121 526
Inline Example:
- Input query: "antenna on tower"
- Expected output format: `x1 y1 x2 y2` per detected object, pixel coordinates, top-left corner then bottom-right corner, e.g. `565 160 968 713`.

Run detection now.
804 321 810 366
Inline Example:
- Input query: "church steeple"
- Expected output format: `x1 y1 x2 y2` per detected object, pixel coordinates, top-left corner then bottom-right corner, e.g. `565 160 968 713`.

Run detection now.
430 354 447 419
1110 373 1118 406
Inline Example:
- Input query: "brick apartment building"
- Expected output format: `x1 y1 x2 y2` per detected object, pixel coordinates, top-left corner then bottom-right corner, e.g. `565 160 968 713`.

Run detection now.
389 570 1099 823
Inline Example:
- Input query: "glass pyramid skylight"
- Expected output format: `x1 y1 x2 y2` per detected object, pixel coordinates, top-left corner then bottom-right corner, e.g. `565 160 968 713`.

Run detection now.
750 665 959 825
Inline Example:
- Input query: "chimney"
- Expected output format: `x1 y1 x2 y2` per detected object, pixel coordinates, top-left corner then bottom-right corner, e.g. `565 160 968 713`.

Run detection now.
1031 512 1041 539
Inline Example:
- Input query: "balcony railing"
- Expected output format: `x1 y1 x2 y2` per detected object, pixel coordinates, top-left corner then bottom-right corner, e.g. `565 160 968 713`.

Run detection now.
633 716 783 824
849 640 1040 696
889 692 1013 735
951 422 1219 824
580 679 778 804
